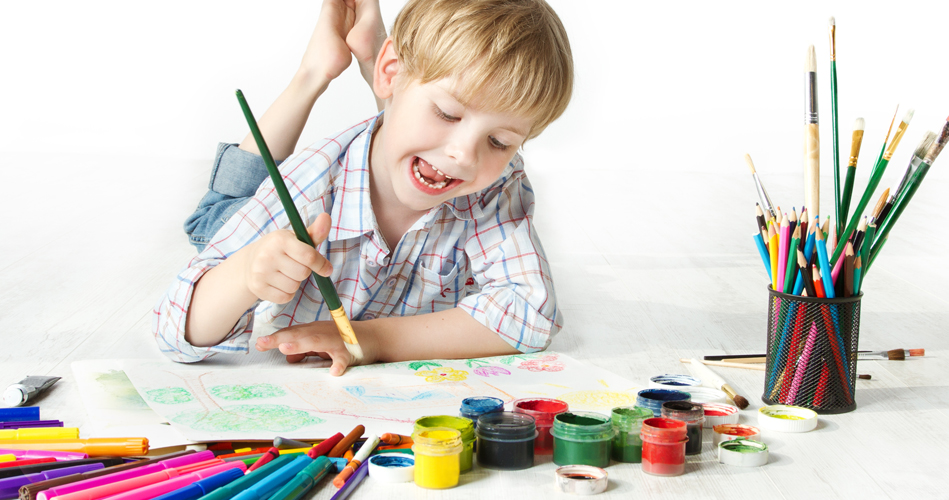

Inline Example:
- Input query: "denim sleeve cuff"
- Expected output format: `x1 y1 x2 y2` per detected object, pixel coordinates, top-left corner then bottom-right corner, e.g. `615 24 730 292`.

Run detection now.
209 143 279 198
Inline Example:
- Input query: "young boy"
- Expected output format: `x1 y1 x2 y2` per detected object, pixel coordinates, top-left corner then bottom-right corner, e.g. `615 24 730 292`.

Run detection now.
153 0 573 376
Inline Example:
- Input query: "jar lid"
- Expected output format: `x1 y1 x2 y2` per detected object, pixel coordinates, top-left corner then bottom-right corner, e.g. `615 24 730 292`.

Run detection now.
712 424 761 446
368 453 414 483
649 374 702 389
701 403 739 428
555 465 608 495
757 405 818 432
682 386 730 404
476 411 537 441
460 397 505 416
636 389 691 403
718 439 769 467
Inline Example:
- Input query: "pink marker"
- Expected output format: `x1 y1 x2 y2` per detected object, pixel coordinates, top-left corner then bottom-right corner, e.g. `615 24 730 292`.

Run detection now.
38 451 215 500
99 462 246 500
0 448 88 461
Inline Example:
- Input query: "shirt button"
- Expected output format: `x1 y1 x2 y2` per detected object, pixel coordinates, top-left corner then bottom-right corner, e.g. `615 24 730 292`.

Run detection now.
363 313 375 320
366 260 376 267
385 278 397 288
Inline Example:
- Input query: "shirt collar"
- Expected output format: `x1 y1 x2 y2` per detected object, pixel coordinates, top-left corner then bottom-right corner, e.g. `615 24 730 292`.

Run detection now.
327 114 379 242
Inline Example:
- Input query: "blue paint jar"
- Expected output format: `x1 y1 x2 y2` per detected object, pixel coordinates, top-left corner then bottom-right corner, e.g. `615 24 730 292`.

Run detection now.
459 397 504 428
636 389 691 417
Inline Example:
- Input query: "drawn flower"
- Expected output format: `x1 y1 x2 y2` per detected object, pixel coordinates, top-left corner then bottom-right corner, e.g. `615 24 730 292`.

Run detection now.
415 367 469 383
518 357 565 372
473 366 512 377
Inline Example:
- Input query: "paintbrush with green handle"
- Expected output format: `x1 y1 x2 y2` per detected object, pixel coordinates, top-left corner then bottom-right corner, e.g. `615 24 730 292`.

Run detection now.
235 89 363 363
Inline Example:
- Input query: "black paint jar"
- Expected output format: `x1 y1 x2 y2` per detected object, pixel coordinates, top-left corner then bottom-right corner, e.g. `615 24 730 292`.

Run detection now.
475 412 537 470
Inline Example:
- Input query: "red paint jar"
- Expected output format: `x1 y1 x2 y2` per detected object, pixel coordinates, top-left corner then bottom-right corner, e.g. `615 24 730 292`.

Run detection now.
640 417 688 476
513 398 568 455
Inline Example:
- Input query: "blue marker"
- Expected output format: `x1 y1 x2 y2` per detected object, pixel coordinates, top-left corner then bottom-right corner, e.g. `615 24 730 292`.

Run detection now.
0 407 40 422
267 456 333 500
231 455 312 500
151 468 244 500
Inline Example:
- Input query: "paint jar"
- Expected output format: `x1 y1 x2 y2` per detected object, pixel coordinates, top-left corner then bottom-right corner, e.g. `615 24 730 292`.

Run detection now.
459 397 504 428
648 374 702 390
660 401 705 455
550 411 614 467
475 412 536 470
414 416 475 472
513 398 568 455
701 402 740 428
682 386 729 404
411 428 463 489
609 406 652 463
640 417 688 477
636 389 691 417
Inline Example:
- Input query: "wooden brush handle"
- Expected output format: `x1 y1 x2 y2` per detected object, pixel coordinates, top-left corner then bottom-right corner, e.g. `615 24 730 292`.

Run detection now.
680 358 766 371
805 123 821 217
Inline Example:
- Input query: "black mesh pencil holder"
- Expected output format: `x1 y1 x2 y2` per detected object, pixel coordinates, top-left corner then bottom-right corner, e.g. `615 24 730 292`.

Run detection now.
762 287 861 414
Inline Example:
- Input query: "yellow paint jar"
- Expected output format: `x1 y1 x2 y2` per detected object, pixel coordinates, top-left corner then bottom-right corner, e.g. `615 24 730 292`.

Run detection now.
411 428 463 489
413 415 475 471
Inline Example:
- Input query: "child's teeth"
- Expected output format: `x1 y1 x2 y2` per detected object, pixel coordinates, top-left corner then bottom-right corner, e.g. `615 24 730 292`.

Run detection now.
412 160 451 189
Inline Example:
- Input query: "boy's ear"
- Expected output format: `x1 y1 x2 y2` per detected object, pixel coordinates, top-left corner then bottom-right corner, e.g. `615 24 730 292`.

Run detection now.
372 38 400 100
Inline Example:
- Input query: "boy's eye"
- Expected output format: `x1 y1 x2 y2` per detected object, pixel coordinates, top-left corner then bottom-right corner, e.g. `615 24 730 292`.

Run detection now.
433 105 459 122
489 136 510 150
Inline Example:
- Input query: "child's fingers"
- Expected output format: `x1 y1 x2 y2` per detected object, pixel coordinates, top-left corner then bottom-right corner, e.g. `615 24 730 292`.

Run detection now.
307 213 332 244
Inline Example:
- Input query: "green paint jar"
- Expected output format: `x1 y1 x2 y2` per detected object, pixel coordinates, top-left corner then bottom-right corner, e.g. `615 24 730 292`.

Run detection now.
610 406 652 463
414 415 475 472
550 411 615 467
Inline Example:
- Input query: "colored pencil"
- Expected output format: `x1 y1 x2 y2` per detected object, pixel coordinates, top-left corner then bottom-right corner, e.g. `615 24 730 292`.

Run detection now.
768 223 779 288
815 230 835 298
813 265 825 298
853 255 863 295
784 225 802 294
754 233 772 283
804 45 821 217
777 214 790 293
843 243 855 297
840 118 865 227
235 90 363 362
798 250 817 298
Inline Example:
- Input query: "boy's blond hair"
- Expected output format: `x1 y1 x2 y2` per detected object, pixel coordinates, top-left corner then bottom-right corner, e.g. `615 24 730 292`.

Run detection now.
391 0 573 140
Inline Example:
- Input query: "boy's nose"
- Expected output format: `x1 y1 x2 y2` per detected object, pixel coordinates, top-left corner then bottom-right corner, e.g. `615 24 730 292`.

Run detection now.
445 135 477 170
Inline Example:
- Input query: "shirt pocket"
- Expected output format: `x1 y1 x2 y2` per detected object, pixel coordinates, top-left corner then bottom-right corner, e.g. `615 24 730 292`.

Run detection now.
415 263 464 304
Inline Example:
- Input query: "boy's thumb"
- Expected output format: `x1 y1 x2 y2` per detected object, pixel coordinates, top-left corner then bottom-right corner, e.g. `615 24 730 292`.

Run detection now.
307 213 332 245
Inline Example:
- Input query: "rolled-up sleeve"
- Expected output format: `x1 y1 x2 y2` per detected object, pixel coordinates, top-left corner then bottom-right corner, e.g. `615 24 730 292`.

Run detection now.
458 169 563 352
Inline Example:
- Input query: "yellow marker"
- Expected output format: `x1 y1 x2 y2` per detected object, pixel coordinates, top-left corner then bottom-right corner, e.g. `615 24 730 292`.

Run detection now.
0 427 79 440
0 454 15 463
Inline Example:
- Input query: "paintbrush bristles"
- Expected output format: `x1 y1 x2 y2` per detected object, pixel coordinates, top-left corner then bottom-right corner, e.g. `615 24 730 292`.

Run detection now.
829 17 836 60
854 117 865 131
914 132 937 159
744 154 757 174
884 109 915 160
922 118 949 165
805 45 817 72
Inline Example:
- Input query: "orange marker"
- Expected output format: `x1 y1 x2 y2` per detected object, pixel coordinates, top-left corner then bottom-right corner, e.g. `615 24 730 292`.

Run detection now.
379 433 412 446
0 438 148 456
328 426 364 458
332 434 379 488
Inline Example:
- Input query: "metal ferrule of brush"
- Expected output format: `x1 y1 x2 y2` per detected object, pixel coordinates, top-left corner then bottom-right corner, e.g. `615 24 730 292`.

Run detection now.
804 73 819 123
754 174 776 218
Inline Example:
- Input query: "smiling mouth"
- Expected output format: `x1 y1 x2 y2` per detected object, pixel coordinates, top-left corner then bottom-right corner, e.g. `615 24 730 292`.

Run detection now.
413 157 457 191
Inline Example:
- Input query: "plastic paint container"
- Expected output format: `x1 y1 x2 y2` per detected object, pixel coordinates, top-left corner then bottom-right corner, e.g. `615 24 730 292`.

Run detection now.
640 417 688 476
475 412 537 470
701 403 740 428
609 406 652 463
413 416 475 472
636 389 691 417
513 398 569 455
550 411 615 467
682 386 730 404
648 374 702 390
459 397 505 427
712 424 761 445
661 401 705 456
411 428 463 489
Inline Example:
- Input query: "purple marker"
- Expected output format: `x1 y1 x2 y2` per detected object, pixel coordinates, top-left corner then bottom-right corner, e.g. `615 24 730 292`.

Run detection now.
329 459 369 500
0 448 88 461
0 420 64 429
36 451 215 500
0 463 103 498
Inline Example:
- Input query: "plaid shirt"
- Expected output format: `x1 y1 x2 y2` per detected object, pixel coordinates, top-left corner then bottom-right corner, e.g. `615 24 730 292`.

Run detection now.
153 115 562 362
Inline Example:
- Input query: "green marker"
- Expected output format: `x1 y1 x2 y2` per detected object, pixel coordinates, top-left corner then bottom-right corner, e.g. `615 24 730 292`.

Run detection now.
196 454 296 500
266 456 333 500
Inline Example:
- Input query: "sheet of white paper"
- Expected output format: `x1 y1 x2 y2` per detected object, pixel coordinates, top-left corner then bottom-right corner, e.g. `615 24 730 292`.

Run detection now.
122 352 643 441
72 360 193 448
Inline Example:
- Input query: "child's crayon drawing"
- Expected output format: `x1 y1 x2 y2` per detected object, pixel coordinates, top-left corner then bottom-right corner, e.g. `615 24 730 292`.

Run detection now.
122 352 641 441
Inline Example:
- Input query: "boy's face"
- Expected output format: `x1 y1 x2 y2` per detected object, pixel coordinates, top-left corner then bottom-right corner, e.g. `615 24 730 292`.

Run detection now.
372 76 533 213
